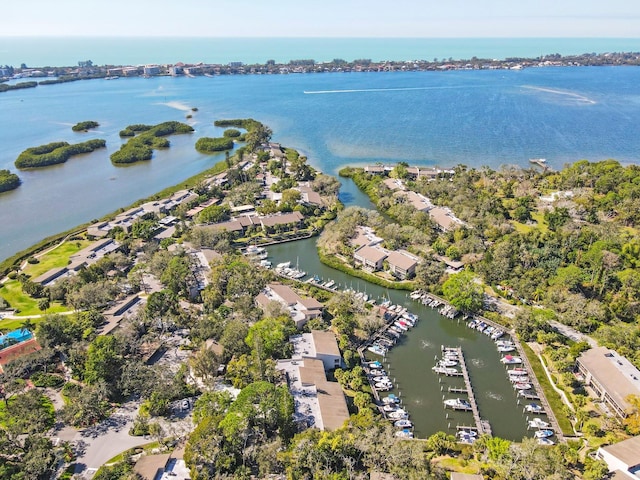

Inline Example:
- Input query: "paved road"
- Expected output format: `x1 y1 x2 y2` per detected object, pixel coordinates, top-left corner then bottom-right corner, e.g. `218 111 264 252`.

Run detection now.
548 320 598 348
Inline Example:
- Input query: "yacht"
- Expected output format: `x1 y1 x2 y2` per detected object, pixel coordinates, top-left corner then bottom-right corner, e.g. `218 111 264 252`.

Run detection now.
388 409 408 420
513 382 533 390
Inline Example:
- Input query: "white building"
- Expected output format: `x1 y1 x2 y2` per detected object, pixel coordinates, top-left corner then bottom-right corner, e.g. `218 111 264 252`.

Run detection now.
597 436 640 479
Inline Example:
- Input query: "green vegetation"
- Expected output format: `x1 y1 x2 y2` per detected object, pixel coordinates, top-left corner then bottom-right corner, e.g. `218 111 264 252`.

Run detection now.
0 81 37 93
223 128 241 138
111 121 194 164
214 118 272 150
72 120 99 132
0 169 20 193
15 139 106 169
195 136 234 153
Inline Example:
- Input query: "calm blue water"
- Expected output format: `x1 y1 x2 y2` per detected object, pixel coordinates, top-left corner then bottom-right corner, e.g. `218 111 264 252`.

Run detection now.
1 66 640 261
2 37 640 67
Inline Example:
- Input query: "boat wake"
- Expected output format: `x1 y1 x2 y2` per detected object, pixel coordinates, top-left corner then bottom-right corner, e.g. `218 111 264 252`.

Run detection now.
420 340 433 349
470 358 485 368
522 85 596 105
485 392 504 401
304 85 488 95
157 101 192 112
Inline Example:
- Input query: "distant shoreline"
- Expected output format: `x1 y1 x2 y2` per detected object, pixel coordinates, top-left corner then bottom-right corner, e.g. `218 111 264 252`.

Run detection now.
2 50 640 88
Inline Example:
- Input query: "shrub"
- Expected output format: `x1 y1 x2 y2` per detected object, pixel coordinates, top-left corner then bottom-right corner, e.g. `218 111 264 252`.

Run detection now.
223 128 241 138
72 120 99 132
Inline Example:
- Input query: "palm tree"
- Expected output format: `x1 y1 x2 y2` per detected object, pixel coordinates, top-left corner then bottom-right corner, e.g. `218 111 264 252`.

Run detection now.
21 318 34 335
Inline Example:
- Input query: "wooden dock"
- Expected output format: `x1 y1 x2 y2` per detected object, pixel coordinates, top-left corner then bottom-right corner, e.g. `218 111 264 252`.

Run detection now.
455 347 492 436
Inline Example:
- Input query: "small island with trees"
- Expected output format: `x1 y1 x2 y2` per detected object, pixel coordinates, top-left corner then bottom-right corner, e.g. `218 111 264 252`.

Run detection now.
111 120 194 165
71 120 99 132
0 169 21 193
14 139 106 169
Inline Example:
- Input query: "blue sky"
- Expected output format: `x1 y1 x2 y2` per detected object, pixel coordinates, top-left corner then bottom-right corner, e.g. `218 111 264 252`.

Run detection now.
4 0 640 37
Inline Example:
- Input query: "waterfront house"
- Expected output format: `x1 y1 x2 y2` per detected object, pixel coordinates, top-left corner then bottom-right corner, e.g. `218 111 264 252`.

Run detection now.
383 178 404 191
259 211 305 233
576 347 640 419
386 250 419 279
402 191 432 212
596 435 640 479
297 185 323 207
351 226 384 249
428 206 465 232
354 245 387 272
364 165 385 175
255 283 323 329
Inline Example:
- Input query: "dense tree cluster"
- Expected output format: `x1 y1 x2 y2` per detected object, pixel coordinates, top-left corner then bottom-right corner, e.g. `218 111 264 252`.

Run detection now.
111 121 193 164
0 81 37 93
15 139 106 168
195 136 234 153
0 169 20 193
72 120 99 132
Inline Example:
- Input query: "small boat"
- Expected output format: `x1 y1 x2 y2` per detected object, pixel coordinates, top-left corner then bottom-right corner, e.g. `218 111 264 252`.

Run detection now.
245 245 265 254
498 345 516 353
367 345 387 356
534 429 554 439
537 437 555 446
432 366 460 375
395 429 414 439
366 361 383 369
508 368 528 376
276 261 291 269
393 322 408 332
528 418 550 429
437 359 458 368
402 312 418 322
525 403 544 414
444 398 472 410
500 355 522 364
457 431 477 444
373 376 390 383
324 280 335 288
457 429 478 438
369 369 386 376
388 409 408 420
410 290 423 299
382 394 399 404
382 404 398 412
394 419 413 428
375 382 393 391
513 383 533 390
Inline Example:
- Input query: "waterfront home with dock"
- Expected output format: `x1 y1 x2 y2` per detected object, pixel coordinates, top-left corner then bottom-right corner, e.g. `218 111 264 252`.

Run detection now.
385 250 419 279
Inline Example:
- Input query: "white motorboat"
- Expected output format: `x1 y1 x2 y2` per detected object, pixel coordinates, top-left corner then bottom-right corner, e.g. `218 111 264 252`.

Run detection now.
432 365 459 375
437 359 458 368
528 418 550 429
498 345 516 353
444 398 472 410
388 409 408 420
276 261 291 269
394 419 413 428
373 376 390 383
382 404 398 412
395 429 414 438
500 355 522 364
368 345 387 356
508 368 528 376
382 394 399 404
366 360 383 369
513 383 533 390
375 382 392 391
534 429 554 439
537 437 555 446
525 403 544 414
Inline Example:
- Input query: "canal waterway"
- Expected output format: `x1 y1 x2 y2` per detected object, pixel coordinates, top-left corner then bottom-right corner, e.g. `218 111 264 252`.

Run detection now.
268 180 537 441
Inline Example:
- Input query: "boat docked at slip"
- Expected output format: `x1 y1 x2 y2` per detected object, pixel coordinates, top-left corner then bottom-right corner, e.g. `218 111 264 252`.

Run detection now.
500 355 522 364
534 429 554 439
382 394 399 404
497 345 516 353
528 418 550 429
444 398 472 410
537 437 555 446
457 430 477 444
383 404 400 412
367 344 387 356
507 368 528 376
432 365 460 376
513 382 533 390
388 409 409 420
366 360 383 369
394 419 413 428
375 382 393 391
395 428 414 439
525 403 544 414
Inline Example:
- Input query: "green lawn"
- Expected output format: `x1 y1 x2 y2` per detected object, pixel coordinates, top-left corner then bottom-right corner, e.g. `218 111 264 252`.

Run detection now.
511 211 548 234
522 343 574 436
0 239 88 317
23 239 91 278
0 280 69 316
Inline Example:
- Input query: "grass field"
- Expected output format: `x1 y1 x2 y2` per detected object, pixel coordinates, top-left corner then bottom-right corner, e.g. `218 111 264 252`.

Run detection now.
511 211 548 234
522 343 574 436
0 239 89 317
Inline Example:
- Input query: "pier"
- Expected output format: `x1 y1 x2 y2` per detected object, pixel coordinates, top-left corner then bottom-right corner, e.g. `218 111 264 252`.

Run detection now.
451 346 492 436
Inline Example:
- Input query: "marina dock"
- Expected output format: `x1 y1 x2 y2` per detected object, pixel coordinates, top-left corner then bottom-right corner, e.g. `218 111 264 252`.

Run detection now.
449 346 492 436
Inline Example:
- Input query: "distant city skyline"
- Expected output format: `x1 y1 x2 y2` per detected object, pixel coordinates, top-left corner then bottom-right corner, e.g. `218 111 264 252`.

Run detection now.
3 0 640 38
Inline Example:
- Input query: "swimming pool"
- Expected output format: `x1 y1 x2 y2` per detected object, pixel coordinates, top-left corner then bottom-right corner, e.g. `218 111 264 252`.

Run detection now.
0 328 33 349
